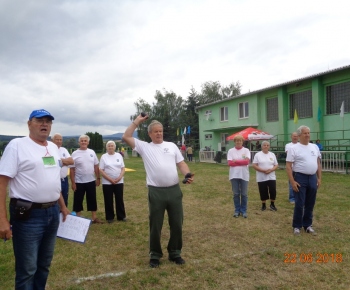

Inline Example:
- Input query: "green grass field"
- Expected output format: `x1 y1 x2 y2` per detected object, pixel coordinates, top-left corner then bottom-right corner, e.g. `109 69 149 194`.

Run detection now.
1 157 349 289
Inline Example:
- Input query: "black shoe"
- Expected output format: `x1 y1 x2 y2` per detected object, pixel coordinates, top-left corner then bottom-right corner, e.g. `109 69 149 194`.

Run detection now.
168 257 185 265
261 204 266 211
149 259 160 268
270 204 277 211
107 219 114 224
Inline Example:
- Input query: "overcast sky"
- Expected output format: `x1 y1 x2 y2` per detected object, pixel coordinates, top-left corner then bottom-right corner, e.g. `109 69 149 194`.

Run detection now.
1 0 349 136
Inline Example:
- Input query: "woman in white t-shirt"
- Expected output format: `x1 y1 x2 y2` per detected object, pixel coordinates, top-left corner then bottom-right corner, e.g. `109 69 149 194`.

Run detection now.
227 135 251 218
252 141 279 211
99 141 126 223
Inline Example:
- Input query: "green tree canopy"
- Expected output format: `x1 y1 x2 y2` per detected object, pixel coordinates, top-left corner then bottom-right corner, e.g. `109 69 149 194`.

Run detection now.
131 80 241 148
85 132 103 152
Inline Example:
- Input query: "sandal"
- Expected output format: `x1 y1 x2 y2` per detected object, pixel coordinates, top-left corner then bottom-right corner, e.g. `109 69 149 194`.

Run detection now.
92 218 104 224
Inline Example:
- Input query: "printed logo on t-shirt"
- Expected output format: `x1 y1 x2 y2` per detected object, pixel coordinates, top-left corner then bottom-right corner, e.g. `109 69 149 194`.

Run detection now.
63 153 66 157
116 159 119 162
311 151 316 156
270 158 273 161
90 154 93 157
164 148 170 153
242 154 246 159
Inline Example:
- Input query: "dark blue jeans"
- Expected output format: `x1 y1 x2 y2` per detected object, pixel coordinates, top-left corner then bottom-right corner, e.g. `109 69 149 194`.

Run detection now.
292 172 317 229
10 203 60 290
288 181 295 202
61 177 69 207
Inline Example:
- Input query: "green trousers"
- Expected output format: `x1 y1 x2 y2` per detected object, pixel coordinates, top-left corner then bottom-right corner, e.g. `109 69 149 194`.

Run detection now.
148 184 183 260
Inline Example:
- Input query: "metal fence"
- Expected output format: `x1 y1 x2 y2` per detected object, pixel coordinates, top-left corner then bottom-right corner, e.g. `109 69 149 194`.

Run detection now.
199 151 216 163
200 150 350 174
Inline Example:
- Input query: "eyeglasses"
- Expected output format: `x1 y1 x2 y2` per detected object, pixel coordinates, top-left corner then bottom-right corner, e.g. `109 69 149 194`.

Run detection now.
32 118 53 125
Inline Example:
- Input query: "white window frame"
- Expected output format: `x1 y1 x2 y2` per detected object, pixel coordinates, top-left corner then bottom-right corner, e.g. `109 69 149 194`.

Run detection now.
239 102 249 119
221 133 229 145
220 106 228 122
204 110 212 121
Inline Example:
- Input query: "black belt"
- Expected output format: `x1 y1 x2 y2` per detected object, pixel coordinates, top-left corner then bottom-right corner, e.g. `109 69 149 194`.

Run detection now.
10 198 57 209
293 171 315 176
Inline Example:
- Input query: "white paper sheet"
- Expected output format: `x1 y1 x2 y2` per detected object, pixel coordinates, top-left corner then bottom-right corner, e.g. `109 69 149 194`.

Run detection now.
57 214 91 243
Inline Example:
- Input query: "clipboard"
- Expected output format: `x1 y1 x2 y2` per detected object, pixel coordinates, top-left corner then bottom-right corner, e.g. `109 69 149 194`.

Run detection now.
57 213 92 243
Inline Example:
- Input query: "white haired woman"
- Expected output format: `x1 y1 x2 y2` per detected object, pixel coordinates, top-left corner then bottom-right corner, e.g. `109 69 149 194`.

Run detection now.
252 141 279 211
227 135 251 218
99 141 127 223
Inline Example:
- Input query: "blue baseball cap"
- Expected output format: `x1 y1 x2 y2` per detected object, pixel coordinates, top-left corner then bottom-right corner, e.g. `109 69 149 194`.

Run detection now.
29 109 55 120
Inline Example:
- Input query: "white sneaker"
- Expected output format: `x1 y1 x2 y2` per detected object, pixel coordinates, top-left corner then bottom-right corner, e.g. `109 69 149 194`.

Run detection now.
306 226 317 236
294 228 300 235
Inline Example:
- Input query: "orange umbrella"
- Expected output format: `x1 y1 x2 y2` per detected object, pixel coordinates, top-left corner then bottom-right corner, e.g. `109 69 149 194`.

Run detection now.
226 127 274 141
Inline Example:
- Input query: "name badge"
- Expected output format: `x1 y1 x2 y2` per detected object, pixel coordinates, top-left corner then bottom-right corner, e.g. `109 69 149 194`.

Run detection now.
42 156 57 167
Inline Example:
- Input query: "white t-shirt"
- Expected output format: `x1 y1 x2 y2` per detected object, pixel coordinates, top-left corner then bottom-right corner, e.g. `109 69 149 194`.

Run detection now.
99 152 125 185
285 142 297 152
70 148 99 183
0 137 61 202
58 146 71 179
286 143 321 175
134 139 184 187
227 147 251 181
253 151 278 182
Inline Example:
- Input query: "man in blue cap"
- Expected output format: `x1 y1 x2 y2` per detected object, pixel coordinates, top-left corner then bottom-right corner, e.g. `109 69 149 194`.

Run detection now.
0 109 70 289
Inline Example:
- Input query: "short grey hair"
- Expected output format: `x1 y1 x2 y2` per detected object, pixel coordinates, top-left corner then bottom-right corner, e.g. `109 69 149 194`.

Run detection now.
296 125 310 136
79 134 90 142
52 133 62 139
106 140 116 149
261 141 270 146
148 120 163 133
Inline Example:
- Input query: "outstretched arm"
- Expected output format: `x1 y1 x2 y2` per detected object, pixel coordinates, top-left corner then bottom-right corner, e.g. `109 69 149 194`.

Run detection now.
122 114 149 149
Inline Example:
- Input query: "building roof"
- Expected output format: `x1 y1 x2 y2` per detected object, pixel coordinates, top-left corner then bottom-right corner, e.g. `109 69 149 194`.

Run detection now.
196 64 350 109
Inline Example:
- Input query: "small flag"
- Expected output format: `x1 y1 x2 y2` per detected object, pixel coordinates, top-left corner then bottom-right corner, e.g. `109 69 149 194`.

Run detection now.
187 126 191 134
340 101 344 118
317 107 321 122
294 109 298 124
183 127 186 135
176 128 179 136
180 128 183 135
182 134 185 145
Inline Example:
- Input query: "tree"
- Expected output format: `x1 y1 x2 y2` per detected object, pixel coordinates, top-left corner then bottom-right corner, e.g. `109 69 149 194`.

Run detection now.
131 80 241 147
198 81 241 105
63 138 78 149
86 132 103 152
1 141 9 151
131 90 185 143
130 98 153 142
179 87 200 147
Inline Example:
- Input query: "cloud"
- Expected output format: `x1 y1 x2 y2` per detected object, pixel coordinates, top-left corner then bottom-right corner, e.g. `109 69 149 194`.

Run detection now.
0 0 349 136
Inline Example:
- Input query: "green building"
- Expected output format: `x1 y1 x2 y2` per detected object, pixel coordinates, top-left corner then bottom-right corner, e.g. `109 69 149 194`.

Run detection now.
197 65 350 153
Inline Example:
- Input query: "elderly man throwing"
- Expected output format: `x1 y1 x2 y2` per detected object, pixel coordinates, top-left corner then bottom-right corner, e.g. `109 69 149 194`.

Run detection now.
286 125 321 236
0 109 69 289
123 114 194 268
